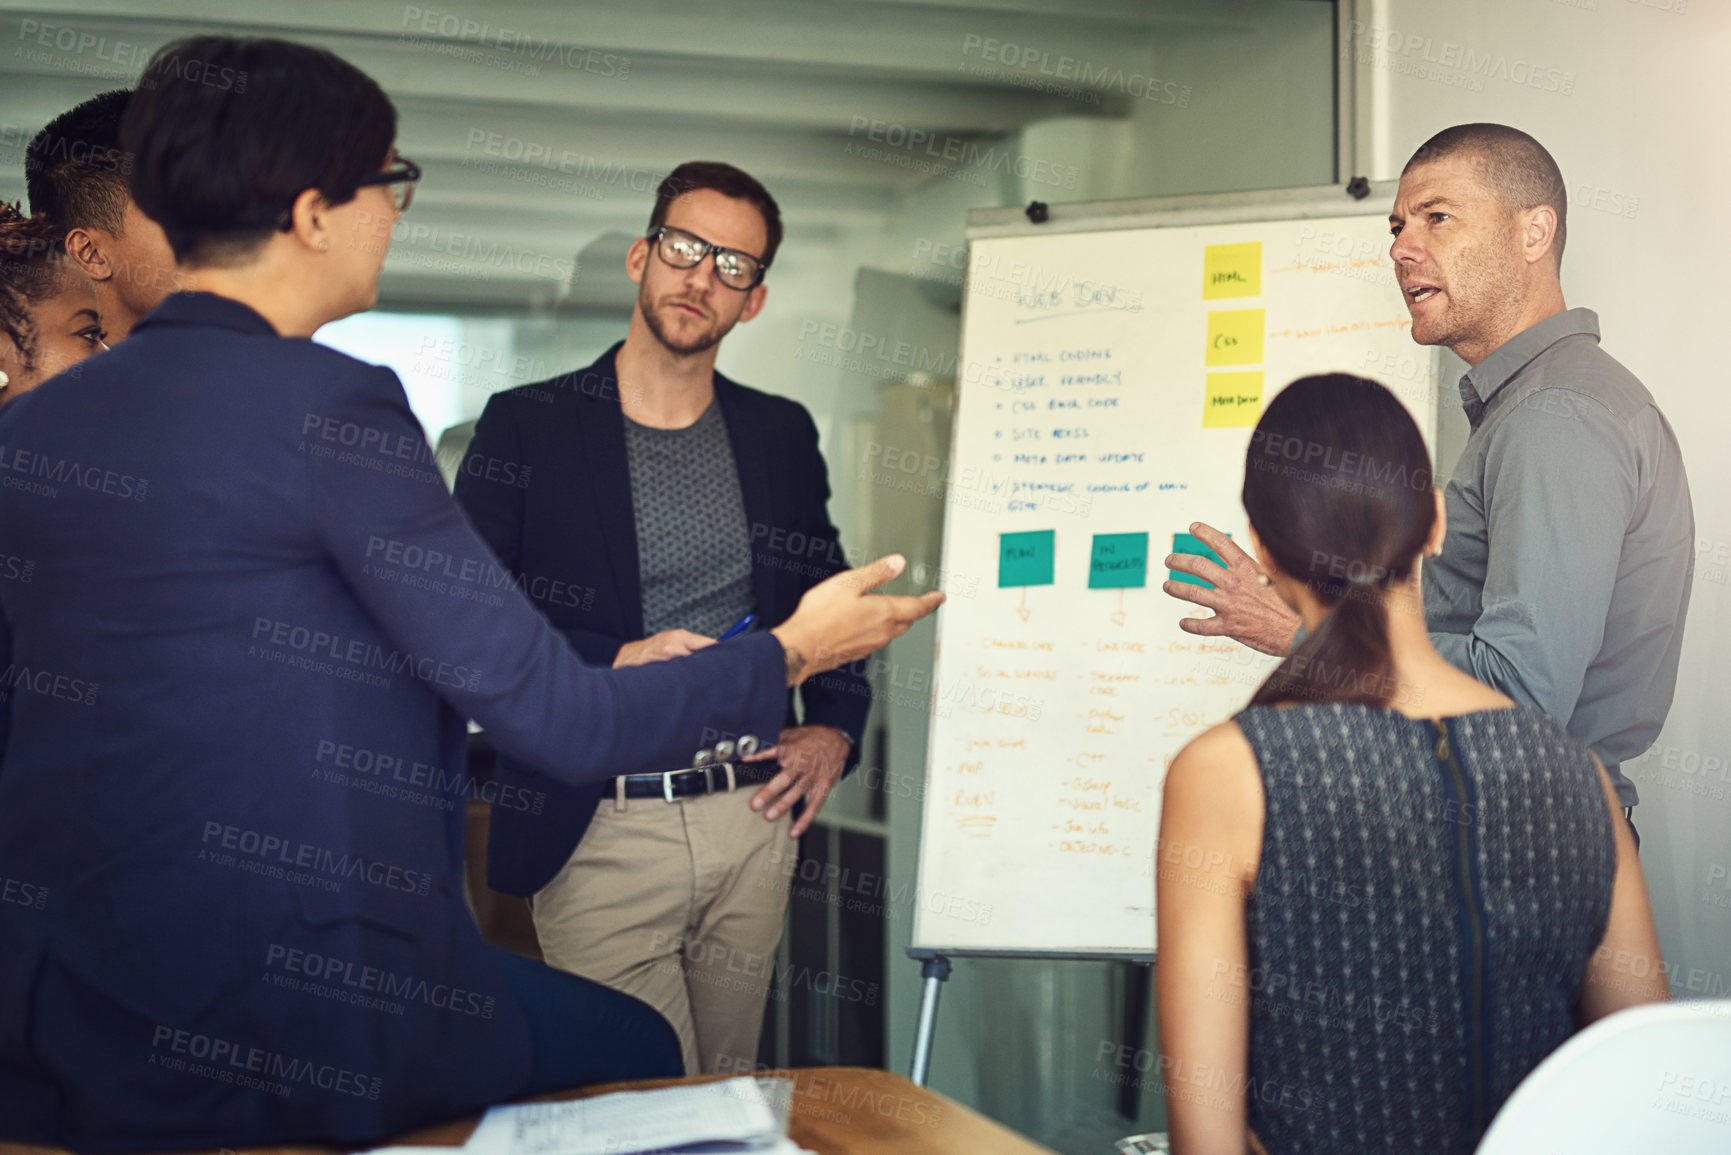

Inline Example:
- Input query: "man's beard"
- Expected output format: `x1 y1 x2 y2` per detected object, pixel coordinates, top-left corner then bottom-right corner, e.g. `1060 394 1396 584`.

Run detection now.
641 289 732 356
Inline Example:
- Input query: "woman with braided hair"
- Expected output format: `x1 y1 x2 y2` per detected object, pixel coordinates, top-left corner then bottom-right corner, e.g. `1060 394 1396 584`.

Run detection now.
0 202 105 403
1155 373 1665 1155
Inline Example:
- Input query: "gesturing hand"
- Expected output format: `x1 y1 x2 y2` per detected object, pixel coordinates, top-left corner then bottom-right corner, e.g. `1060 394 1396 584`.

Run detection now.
613 629 714 668
745 725 851 838
1161 522 1300 656
770 554 945 686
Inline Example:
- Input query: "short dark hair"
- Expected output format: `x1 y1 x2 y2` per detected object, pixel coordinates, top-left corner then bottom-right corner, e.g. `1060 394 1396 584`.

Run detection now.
648 161 783 269
0 203 76 372
25 89 133 240
122 36 397 267
1404 123 1567 270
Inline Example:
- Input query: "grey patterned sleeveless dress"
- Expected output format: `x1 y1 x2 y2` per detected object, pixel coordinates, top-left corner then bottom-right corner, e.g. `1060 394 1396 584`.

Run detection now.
1232 702 1617 1154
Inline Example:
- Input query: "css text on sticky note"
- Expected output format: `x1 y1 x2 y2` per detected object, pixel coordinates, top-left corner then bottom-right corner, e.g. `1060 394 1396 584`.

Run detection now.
1088 533 1149 589
1205 309 1264 367
1170 531 1229 589
999 530 1055 587
1203 242 1262 299
1203 371 1264 428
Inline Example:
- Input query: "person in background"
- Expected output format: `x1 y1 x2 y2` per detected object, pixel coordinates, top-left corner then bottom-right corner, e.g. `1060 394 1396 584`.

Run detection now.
1164 125 1694 840
0 202 104 771
1156 374 1666 1155
26 88 180 343
0 36 941 1149
0 202 106 403
456 161 871 1077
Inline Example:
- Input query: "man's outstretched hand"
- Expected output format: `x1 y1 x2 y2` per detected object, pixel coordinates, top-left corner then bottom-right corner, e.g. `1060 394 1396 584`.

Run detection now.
1161 521 1300 656
771 554 945 686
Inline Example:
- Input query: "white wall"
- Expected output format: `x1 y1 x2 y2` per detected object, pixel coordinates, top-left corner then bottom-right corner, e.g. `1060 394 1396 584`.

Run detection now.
1354 0 1731 997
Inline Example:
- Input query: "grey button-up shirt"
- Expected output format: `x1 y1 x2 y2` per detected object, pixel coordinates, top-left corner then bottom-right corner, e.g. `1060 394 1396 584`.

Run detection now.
1424 308 1694 807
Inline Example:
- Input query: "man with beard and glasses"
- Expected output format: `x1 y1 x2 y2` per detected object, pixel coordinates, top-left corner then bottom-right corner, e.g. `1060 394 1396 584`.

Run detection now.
1162 124 1694 844
455 161 871 1075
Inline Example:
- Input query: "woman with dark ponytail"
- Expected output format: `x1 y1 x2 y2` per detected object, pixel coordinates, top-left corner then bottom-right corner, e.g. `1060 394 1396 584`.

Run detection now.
1155 374 1665 1155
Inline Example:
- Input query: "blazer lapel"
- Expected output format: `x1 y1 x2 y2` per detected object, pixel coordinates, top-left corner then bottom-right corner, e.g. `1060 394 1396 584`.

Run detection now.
716 378 777 621
571 347 644 639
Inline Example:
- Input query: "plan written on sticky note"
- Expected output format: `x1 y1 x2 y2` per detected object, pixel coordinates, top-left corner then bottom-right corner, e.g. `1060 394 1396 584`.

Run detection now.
1205 309 1264 367
1169 531 1230 589
1203 242 1262 299
1089 533 1149 589
999 530 1056 587
1203 371 1264 428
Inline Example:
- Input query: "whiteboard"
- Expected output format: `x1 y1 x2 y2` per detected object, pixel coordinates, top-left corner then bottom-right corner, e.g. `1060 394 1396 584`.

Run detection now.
911 186 1438 957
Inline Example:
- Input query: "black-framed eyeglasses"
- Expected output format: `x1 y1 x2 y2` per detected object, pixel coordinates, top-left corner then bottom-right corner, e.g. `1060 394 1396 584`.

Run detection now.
647 225 766 290
273 156 422 231
354 155 421 213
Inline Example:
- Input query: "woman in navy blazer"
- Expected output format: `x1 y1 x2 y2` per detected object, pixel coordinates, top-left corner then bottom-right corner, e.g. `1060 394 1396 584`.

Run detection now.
0 36 939 1150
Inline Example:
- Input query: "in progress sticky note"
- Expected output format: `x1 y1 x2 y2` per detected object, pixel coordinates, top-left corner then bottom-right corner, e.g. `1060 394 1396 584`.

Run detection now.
1203 371 1264 428
1088 533 1149 589
1169 531 1229 589
999 530 1055 587
1205 308 1264 367
1203 242 1262 299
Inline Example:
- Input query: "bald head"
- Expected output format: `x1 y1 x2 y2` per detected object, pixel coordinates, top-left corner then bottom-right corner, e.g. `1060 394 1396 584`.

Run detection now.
1404 124 1567 272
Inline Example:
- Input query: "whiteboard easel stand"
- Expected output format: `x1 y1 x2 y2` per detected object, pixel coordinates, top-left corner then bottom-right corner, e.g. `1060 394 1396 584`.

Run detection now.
908 178 1424 1092
907 947 1154 1087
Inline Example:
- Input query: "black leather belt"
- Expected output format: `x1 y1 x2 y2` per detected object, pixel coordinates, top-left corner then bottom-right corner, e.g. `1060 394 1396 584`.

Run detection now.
608 761 779 804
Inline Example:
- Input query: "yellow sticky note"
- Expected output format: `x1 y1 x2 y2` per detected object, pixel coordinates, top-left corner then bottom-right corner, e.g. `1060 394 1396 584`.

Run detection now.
1203 372 1264 428
1203 242 1262 299
1205 309 1264 367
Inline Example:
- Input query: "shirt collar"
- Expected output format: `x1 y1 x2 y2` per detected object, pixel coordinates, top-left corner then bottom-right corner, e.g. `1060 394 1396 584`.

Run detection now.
131 291 280 338
1460 307 1600 415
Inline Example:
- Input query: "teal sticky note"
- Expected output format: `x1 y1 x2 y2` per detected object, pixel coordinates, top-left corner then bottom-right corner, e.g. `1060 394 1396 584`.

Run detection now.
1088 533 1149 589
1169 532 1228 589
999 530 1055 587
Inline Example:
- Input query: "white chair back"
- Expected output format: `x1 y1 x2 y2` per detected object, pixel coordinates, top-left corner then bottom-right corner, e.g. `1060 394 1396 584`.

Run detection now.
1476 1000 1731 1154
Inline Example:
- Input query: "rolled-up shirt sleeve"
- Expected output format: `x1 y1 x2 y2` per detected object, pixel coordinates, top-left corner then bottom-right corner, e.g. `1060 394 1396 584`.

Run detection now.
1430 390 1636 724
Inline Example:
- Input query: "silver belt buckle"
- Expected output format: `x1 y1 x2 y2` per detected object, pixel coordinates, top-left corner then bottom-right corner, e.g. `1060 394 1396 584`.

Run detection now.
662 769 678 803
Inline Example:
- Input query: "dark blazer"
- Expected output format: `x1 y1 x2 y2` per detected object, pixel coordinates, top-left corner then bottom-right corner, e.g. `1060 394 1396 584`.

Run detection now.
454 343 871 897
0 294 788 1149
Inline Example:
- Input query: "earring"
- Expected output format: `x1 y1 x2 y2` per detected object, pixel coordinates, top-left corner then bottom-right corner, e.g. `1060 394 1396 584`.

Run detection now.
318 240 330 252
1257 572 1270 586
0 370 9 390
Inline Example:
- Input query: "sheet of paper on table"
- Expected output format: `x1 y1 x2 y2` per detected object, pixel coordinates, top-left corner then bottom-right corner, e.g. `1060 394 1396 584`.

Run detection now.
452 1077 814 1155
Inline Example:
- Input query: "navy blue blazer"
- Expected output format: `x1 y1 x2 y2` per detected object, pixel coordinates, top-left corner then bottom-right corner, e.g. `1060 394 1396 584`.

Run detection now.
0 294 789 1149
454 344 871 897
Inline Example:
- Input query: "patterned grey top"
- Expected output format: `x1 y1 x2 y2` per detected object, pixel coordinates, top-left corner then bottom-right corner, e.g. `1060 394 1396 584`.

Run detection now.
1233 701 1616 1154
624 399 755 638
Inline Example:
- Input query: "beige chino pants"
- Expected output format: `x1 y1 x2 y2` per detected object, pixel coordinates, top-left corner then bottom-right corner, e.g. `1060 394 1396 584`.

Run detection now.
530 785 795 1075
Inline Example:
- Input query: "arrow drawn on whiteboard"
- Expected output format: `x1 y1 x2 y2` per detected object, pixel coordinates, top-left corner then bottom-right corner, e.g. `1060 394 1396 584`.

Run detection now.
1015 588 1031 622
1110 589 1126 627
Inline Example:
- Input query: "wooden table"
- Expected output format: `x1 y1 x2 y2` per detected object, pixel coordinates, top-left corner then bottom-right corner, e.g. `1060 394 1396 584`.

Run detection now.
1 1067 1057 1155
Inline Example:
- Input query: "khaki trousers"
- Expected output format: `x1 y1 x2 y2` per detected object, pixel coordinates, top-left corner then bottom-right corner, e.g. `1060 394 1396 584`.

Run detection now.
530 785 794 1075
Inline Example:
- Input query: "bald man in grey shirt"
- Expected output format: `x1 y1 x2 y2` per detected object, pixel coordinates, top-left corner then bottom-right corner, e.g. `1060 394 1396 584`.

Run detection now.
1163 124 1693 826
